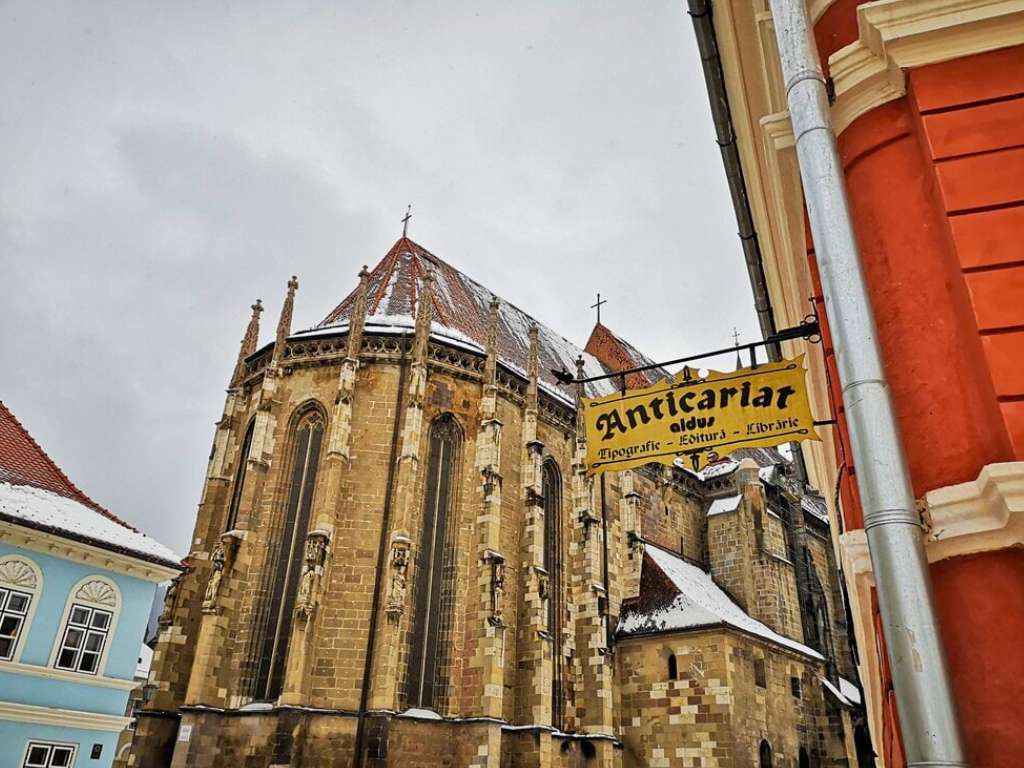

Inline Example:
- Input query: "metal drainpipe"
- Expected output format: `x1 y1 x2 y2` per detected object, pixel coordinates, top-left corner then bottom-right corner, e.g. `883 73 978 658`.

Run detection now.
766 1 965 764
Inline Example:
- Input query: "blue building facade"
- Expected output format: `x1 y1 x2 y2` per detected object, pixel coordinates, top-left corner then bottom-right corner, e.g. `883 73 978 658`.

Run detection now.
0 403 180 768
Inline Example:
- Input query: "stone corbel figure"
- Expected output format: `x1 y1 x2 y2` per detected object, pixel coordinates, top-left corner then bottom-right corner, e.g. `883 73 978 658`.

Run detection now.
201 532 241 614
385 535 411 622
159 571 184 627
535 567 550 632
491 560 506 627
295 530 330 621
483 550 506 627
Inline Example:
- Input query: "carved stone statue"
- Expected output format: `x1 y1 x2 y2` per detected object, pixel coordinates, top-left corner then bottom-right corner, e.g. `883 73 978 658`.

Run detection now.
201 544 227 614
295 531 329 621
489 560 506 627
385 538 411 621
159 574 182 627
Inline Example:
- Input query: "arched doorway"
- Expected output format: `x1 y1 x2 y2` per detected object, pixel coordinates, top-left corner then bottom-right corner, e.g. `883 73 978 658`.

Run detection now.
758 739 773 768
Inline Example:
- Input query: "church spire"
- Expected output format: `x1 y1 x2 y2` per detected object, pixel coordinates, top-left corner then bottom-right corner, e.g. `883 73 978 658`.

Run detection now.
272 276 298 366
411 272 434 361
231 299 263 387
347 266 370 360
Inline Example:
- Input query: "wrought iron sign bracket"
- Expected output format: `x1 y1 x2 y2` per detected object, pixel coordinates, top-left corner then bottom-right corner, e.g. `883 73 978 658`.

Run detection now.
553 316 821 387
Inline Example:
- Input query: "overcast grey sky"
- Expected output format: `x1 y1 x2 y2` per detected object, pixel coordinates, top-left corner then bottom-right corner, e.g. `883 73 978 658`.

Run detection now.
0 1 759 555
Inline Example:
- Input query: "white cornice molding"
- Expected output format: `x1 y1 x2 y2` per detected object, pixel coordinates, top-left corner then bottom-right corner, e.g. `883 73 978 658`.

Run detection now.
0 520 180 583
839 529 884 755
923 461 1024 562
0 658 137 691
830 0 1024 133
0 699 130 731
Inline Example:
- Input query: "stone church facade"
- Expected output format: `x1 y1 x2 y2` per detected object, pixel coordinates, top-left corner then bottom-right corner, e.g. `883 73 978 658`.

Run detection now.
128 239 865 767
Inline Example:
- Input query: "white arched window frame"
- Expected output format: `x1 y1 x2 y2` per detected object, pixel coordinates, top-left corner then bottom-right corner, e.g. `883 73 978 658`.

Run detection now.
0 555 44 664
48 574 121 677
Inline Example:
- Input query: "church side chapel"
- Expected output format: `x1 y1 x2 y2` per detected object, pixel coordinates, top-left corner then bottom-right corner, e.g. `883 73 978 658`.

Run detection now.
128 237 865 768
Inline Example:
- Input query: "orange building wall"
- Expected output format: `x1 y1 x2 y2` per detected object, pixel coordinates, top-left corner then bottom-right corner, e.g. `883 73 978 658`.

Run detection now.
801 36 1024 768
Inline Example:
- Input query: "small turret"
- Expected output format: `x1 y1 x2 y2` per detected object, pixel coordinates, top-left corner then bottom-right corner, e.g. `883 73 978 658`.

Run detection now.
272 276 298 367
230 299 263 387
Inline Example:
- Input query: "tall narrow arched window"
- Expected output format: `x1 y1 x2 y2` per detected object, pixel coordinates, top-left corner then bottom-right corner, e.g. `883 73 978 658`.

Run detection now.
224 420 255 532
799 747 811 768
759 739 773 768
667 653 678 680
542 460 564 730
253 406 324 701
406 414 461 711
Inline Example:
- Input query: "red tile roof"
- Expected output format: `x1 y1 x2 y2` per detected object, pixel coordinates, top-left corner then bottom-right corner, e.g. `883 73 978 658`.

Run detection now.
584 323 669 389
310 238 621 400
0 401 136 531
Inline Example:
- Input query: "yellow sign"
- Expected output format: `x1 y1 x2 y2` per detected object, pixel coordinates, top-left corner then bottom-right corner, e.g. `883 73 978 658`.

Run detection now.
583 355 819 475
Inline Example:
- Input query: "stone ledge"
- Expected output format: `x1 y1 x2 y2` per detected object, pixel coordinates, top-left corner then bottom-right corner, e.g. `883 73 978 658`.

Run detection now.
923 460 1024 562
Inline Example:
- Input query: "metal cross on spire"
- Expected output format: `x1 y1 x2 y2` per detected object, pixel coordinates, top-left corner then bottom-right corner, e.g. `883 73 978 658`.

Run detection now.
591 292 607 324
401 204 412 238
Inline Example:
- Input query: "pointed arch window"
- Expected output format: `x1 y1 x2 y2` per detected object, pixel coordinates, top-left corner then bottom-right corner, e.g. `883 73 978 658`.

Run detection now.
225 420 255 532
759 739 773 768
542 460 564 730
406 415 461 711
253 407 324 701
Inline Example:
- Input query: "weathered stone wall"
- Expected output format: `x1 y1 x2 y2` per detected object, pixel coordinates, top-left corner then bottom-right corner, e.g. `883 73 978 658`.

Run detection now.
618 630 735 768
725 634 849 767
618 629 850 768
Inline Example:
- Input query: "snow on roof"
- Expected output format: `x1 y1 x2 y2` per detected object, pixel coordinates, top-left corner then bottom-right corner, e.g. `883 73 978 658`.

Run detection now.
302 238 618 401
697 459 738 480
707 494 741 517
801 494 829 524
0 482 180 567
619 543 822 660
0 402 180 568
822 676 862 707
839 676 862 705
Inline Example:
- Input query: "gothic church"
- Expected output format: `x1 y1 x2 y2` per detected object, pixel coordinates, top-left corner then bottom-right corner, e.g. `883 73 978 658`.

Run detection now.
129 238 865 767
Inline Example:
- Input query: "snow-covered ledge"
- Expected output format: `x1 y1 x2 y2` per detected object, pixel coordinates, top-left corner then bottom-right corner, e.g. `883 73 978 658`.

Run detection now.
923 461 1024 563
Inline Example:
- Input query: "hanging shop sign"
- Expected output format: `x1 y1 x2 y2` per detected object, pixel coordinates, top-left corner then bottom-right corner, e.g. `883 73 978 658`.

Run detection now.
582 355 819 475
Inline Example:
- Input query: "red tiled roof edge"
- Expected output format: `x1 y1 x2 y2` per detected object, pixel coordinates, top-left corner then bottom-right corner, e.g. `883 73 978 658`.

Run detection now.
584 323 660 389
0 401 140 533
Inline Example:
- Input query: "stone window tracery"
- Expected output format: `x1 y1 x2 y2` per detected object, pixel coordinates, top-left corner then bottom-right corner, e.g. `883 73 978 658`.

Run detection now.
542 459 565 730
253 405 324 701
405 414 461 712
224 419 255 532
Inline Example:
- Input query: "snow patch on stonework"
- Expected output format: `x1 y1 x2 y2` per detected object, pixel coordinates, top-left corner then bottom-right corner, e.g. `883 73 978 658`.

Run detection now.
0 481 180 566
399 708 443 720
620 543 822 660
706 494 741 517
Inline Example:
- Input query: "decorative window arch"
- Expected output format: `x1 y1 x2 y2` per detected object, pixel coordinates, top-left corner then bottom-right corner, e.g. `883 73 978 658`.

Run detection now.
405 414 462 712
0 555 43 663
224 418 256 532
253 403 326 701
542 458 565 730
49 574 121 676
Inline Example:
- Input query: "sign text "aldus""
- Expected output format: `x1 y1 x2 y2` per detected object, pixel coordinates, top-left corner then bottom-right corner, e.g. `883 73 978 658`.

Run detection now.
582 356 819 475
